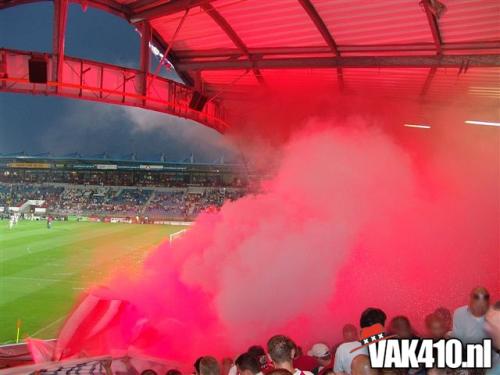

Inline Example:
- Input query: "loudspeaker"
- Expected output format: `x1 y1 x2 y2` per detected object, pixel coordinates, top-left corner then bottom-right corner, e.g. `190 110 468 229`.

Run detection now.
189 91 208 111
28 57 48 84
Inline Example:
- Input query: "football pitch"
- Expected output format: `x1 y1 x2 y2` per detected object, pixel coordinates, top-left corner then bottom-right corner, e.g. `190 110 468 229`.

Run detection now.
0 220 185 344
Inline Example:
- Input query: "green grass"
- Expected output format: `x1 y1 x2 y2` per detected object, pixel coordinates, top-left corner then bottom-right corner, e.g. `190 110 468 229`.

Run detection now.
0 220 185 344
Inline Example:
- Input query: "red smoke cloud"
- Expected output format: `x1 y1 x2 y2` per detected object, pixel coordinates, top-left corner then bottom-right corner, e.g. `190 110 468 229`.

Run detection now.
64 113 498 366
58 82 499 367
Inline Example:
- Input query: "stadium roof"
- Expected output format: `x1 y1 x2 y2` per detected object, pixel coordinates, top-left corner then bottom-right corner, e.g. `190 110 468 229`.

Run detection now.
1 0 499 130
0 152 239 167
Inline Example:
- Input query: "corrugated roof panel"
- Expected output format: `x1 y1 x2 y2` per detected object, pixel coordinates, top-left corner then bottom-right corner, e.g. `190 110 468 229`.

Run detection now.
260 68 436 97
312 0 434 45
138 0 499 108
201 67 499 103
260 68 339 84
341 68 429 97
419 68 499 108
202 70 261 86
214 0 328 48
439 0 500 42
150 6 235 50
343 68 429 82
427 67 500 94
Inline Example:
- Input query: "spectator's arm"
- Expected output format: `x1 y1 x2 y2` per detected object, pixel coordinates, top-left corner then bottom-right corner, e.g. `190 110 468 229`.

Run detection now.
102 359 114 375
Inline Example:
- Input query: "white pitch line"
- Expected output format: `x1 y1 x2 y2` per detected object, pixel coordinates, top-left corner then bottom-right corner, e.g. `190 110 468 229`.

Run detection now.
3 276 75 283
169 229 188 244
31 316 66 337
170 229 187 237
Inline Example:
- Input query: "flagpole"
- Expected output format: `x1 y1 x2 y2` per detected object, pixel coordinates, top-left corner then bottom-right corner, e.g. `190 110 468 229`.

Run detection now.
16 319 21 343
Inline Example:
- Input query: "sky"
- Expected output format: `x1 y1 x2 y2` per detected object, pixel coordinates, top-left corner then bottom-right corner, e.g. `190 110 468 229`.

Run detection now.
0 2 237 163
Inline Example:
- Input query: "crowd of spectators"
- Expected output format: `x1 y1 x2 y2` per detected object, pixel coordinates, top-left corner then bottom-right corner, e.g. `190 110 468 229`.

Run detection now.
0 169 245 188
51 187 153 217
140 189 245 219
118 287 498 375
184 189 245 217
144 191 187 218
0 184 64 207
0 183 246 220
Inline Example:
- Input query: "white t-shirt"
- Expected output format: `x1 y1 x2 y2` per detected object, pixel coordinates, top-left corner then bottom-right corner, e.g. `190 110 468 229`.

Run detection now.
294 369 314 375
452 305 489 344
333 341 368 374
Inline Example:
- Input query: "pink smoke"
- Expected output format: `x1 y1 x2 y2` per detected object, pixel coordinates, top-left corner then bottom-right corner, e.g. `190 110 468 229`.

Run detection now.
63 113 498 367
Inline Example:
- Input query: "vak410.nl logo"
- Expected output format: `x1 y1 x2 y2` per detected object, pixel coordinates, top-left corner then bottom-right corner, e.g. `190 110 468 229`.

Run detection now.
352 324 493 369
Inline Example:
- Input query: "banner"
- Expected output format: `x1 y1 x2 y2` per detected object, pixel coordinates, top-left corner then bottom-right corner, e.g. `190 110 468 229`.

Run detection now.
7 162 50 169
96 164 117 170
140 165 163 170
110 217 132 224
153 220 192 226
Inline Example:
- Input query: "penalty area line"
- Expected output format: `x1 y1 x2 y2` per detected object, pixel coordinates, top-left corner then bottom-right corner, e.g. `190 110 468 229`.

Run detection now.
169 228 188 244
31 316 66 337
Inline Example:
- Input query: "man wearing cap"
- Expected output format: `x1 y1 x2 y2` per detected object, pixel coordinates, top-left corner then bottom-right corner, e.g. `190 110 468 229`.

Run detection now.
308 343 333 375
334 308 386 375
452 286 491 344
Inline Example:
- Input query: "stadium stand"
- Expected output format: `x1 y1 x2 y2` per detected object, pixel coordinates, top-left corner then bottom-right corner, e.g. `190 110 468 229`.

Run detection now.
0 155 248 221
0 185 64 207
0 184 245 221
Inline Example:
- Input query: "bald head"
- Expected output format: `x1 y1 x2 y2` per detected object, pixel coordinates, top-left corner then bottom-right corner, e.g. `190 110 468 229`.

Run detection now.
469 286 490 317
351 355 378 375
343 324 358 342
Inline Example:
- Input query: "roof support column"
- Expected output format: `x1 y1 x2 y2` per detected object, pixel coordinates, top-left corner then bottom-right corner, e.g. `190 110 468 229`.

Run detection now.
420 0 445 96
138 21 152 101
52 0 68 92
297 0 344 89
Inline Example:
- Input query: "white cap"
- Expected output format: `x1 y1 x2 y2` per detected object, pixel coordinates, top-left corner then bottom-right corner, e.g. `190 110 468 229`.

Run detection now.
307 343 330 358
